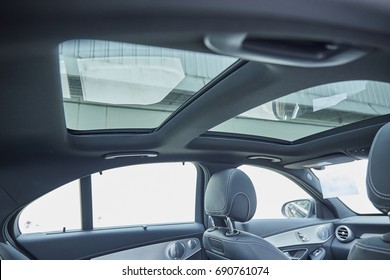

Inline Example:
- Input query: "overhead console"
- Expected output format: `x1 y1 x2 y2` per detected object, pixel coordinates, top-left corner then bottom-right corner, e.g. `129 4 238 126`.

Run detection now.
205 34 371 68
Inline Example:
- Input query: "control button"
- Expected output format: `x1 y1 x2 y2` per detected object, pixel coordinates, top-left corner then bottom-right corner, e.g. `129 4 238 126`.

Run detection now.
168 242 186 260
316 226 331 240
187 239 197 250
296 232 310 242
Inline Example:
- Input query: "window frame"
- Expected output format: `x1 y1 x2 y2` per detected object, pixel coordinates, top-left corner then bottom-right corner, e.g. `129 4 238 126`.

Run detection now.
239 164 317 220
16 162 203 235
311 159 382 215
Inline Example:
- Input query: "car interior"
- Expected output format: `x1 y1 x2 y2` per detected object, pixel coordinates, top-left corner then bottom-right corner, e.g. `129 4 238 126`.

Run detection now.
1 0 390 260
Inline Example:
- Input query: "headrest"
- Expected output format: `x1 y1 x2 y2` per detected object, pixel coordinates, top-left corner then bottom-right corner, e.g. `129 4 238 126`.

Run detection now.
205 168 257 222
367 123 390 214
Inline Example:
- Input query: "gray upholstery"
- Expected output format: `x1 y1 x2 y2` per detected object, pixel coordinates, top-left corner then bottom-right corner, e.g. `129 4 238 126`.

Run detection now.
366 123 390 214
348 123 390 260
203 168 288 260
205 169 257 222
0 242 29 260
348 235 390 260
203 227 289 260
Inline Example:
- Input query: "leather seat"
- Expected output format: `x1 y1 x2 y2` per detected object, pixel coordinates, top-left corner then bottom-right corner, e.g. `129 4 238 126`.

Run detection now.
348 123 390 259
203 168 288 260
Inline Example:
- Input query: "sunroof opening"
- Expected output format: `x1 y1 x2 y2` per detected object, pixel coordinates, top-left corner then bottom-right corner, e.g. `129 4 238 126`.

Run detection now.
60 39 237 131
210 80 390 141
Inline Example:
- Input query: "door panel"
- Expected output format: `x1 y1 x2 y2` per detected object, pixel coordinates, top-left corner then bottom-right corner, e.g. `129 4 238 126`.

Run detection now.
264 223 334 247
240 216 390 260
237 218 336 237
331 216 390 259
237 219 337 260
16 222 204 260
93 237 202 260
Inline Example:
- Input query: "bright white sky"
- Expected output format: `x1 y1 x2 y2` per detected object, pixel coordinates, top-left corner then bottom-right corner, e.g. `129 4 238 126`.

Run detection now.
313 159 380 214
19 163 197 233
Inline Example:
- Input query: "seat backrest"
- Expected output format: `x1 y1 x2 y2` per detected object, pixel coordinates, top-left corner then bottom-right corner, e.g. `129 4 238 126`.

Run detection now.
366 123 390 215
348 123 390 259
203 168 288 260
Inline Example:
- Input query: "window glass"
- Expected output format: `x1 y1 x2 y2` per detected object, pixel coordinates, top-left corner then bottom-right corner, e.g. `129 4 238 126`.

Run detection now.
18 180 82 234
313 159 380 214
211 80 390 141
239 165 312 219
91 162 197 228
60 39 237 131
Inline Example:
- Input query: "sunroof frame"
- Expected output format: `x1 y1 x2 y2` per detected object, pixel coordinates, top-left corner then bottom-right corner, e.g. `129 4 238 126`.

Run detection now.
210 80 390 142
60 39 237 132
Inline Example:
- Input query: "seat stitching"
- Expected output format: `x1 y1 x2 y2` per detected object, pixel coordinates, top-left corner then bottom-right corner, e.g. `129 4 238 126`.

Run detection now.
367 165 390 200
223 237 285 255
227 192 252 221
222 169 235 213
354 242 390 255
367 135 390 200
244 241 288 259
247 243 286 255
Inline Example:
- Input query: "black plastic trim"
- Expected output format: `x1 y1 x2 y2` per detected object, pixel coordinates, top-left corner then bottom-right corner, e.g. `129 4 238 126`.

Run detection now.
202 131 291 145
156 60 247 131
205 33 368 68
293 115 390 144
80 176 93 231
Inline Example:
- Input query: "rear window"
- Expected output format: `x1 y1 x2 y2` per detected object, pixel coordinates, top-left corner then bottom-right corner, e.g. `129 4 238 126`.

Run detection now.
91 162 197 228
18 162 197 234
18 180 82 234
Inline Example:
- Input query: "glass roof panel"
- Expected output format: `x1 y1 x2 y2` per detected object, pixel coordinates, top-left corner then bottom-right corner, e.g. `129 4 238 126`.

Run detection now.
210 80 390 141
60 39 237 130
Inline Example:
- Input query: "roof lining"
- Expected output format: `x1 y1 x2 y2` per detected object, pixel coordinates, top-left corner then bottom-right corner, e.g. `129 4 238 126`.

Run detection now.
2 0 390 212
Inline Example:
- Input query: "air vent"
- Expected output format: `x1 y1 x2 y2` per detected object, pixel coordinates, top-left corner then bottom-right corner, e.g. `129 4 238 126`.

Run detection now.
335 225 355 242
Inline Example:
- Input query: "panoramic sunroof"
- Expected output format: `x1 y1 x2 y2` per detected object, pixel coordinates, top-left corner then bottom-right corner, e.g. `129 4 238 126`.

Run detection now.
210 80 390 141
59 39 237 130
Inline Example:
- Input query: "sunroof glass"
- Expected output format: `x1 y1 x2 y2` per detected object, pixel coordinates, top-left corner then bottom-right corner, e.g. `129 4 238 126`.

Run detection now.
59 39 237 131
210 80 390 141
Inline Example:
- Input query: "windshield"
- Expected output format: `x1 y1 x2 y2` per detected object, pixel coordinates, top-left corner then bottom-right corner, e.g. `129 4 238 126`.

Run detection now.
312 159 380 214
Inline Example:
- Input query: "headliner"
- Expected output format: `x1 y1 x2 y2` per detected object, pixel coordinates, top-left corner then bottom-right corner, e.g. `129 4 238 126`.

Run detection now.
1 0 390 232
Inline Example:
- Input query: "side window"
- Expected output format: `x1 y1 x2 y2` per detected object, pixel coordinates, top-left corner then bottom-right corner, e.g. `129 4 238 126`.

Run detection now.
18 162 197 234
91 162 197 228
239 165 312 219
18 180 82 234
